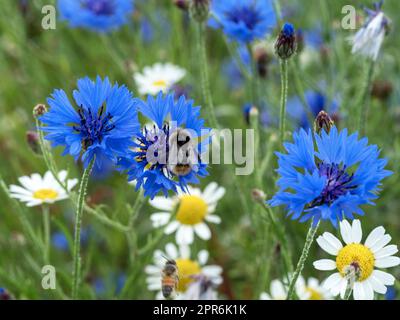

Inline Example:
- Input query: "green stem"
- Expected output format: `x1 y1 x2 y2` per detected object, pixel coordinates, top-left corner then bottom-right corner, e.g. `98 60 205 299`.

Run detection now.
259 204 293 275
344 287 353 300
127 190 145 264
287 220 320 299
358 60 375 135
71 159 94 299
42 205 50 264
196 21 219 129
279 59 288 145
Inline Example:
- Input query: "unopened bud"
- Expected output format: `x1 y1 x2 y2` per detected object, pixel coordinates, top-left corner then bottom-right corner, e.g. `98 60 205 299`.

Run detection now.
26 131 41 155
174 0 189 11
372 80 393 101
0 288 13 300
314 111 334 134
33 103 47 118
251 188 266 203
275 23 297 60
254 47 271 78
189 0 210 23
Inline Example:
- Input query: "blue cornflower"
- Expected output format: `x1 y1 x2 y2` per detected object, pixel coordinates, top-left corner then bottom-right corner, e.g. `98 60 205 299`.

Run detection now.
210 0 276 43
58 0 134 33
120 92 209 199
269 127 392 226
40 76 140 170
221 46 251 90
288 90 340 129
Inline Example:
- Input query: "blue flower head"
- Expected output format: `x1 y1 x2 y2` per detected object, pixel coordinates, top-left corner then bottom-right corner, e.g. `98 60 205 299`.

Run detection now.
282 22 295 37
58 0 134 33
269 127 392 227
210 0 276 43
40 76 140 171
288 90 340 129
120 92 209 199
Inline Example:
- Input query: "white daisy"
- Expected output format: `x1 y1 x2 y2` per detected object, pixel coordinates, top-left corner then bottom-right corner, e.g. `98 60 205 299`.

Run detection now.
313 219 400 300
295 276 333 300
350 5 389 61
260 275 329 300
149 182 225 245
145 243 223 300
133 62 186 95
9 170 78 207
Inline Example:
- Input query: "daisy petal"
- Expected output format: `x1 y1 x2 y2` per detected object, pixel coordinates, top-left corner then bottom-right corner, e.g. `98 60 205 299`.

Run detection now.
176 225 194 245
365 226 385 249
339 220 353 244
372 270 395 285
313 259 337 271
164 221 180 234
198 250 209 265
374 245 398 259
374 256 400 268
316 234 339 255
351 219 362 244
194 223 211 240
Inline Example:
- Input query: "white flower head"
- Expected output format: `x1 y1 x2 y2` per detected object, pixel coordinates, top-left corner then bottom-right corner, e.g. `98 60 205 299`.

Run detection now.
313 219 400 300
134 62 186 96
260 275 331 300
145 243 223 300
149 182 225 245
350 3 389 61
9 170 78 207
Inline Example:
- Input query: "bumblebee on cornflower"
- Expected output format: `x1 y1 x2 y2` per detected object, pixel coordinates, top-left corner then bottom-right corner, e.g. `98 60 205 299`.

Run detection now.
210 0 276 43
39 76 140 170
121 92 209 199
58 0 134 33
268 127 392 226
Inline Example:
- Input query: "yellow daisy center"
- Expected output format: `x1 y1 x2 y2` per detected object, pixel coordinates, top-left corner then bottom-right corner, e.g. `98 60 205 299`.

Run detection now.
175 195 208 225
175 258 201 292
152 79 167 87
306 287 323 300
336 243 375 281
33 189 59 201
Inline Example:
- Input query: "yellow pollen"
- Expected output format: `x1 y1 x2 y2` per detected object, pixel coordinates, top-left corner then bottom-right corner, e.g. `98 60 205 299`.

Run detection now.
33 189 59 201
152 79 167 87
175 258 201 292
175 195 208 225
336 243 375 281
306 287 323 300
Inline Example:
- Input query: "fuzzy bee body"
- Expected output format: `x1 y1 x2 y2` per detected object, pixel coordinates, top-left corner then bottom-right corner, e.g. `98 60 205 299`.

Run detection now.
168 128 199 176
161 259 179 299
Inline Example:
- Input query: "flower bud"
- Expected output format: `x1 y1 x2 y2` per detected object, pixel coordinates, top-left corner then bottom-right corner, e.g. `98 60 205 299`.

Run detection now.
33 103 47 118
275 23 297 60
189 0 210 23
0 288 13 300
26 131 41 155
251 188 266 203
314 111 334 134
173 0 189 11
372 80 393 101
253 47 271 78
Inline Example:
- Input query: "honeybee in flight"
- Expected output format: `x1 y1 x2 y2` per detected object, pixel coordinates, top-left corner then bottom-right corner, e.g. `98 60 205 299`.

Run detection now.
161 258 179 299
168 128 199 176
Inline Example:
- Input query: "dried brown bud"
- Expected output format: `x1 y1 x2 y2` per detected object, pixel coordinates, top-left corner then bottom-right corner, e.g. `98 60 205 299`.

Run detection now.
371 80 393 101
33 103 47 118
173 0 189 11
251 188 266 203
314 111 334 134
26 131 41 155
254 47 271 78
